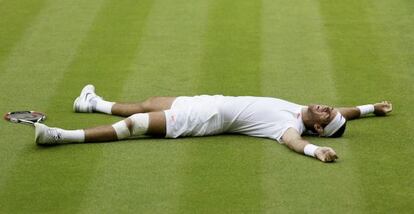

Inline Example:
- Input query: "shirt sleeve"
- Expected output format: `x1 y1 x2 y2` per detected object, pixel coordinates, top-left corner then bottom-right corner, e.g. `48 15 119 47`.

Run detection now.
275 120 302 144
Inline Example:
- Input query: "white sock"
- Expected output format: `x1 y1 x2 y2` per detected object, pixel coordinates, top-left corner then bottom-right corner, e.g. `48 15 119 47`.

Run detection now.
60 129 85 143
93 98 115 114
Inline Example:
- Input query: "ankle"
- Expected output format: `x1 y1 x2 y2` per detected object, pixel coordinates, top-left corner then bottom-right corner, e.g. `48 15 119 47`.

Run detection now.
60 129 85 143
94 99 115 114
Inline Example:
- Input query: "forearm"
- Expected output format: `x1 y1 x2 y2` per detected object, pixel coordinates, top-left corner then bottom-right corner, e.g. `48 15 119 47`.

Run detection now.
281 128 338 162
284 138 309 154
337 104 376 120
285 139 328 160
337 107 361 120
282 128 316 156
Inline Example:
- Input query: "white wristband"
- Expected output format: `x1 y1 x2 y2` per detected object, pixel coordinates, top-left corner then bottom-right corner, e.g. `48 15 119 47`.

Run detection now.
357 104 374 116
304 144 319 157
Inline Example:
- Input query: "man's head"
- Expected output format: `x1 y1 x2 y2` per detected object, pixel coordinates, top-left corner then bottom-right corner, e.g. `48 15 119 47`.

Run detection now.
304 104 346 137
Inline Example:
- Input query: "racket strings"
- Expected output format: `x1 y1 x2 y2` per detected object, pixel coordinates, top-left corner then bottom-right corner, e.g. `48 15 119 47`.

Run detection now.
4 111 46 125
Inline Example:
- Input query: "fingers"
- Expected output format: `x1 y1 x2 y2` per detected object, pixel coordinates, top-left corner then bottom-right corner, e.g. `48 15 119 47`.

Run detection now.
385 101 393 113
325 152 338 162
381 101 392 111
315 147 338 163
323 148 338 162
374 100 393 116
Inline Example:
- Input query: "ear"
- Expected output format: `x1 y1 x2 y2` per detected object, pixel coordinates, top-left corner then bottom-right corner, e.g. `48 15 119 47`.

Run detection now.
314 124 324 136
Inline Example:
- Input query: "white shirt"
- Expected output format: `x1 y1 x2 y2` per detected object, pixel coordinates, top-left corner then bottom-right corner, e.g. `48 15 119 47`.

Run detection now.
218 96 306 143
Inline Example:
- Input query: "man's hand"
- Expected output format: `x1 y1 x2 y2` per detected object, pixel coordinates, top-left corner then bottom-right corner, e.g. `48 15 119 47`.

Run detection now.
374 101 393 116
315 147 338 162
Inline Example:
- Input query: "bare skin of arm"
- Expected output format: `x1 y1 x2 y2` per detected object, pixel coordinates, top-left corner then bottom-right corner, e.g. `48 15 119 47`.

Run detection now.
282 128 338 163
336 101 393 120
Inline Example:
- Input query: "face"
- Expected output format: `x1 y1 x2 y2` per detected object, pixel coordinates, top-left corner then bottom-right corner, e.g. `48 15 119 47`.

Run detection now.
307 104 337 128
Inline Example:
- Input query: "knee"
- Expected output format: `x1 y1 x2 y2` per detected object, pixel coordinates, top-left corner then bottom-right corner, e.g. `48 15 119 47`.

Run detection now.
128 113 149 136
112 120 131 140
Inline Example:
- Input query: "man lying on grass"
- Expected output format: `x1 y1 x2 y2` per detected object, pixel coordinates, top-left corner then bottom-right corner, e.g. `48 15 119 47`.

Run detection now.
34 85 392 163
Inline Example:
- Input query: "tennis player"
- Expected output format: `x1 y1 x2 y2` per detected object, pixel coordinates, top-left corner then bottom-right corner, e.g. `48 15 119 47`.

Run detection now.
35 85 392 162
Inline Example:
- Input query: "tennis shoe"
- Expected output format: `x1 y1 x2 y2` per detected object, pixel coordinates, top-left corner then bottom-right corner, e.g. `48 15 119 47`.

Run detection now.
35 123 62 145
73 84 102 113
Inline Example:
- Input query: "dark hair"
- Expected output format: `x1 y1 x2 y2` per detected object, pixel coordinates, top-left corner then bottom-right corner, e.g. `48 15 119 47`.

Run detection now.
330 122 347 138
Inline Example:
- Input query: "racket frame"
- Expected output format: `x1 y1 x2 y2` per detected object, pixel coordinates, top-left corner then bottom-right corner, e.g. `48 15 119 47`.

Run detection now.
4 111 46 126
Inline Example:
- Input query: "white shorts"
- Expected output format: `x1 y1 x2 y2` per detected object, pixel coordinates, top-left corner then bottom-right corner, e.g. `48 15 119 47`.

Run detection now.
164 95 225 138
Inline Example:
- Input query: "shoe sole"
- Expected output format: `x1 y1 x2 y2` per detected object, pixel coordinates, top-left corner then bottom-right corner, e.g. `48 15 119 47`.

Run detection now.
73 97 81 112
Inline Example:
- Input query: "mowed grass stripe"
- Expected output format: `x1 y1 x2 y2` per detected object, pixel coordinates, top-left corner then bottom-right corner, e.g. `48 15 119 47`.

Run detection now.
362 2 414 201
42 0 153 213
121 0 209 98
195 0 262 96
0 0 104 177
260 0 364 213
0 0 46 64
0 0 102 111
79 0 209 213
46 0 154 127
178 0 264 213
371 0 414 171
320 1 414 212
0 0 106 213
1 0 153 212
260 0 336 102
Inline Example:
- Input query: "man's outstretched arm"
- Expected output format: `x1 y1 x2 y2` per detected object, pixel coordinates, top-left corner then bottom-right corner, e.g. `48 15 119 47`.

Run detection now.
336 101 393 120
281 128 338 163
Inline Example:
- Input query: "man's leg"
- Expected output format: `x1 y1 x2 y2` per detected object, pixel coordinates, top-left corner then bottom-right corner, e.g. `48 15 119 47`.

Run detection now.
35 112 166 145
111 97 176 117
74 84 176 117
85 111 166 141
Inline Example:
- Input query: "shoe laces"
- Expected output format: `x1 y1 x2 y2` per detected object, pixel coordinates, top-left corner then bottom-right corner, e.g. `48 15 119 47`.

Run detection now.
47 128 62 143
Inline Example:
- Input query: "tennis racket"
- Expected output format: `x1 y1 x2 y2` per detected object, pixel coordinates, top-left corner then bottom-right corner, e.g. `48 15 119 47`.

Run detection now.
4 111 46 126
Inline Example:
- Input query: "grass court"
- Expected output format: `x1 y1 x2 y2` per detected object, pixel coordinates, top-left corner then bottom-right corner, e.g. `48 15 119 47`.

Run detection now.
0 0 413 213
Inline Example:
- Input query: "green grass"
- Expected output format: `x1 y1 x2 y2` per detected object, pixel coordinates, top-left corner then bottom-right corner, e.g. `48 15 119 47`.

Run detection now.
0 0 413 213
